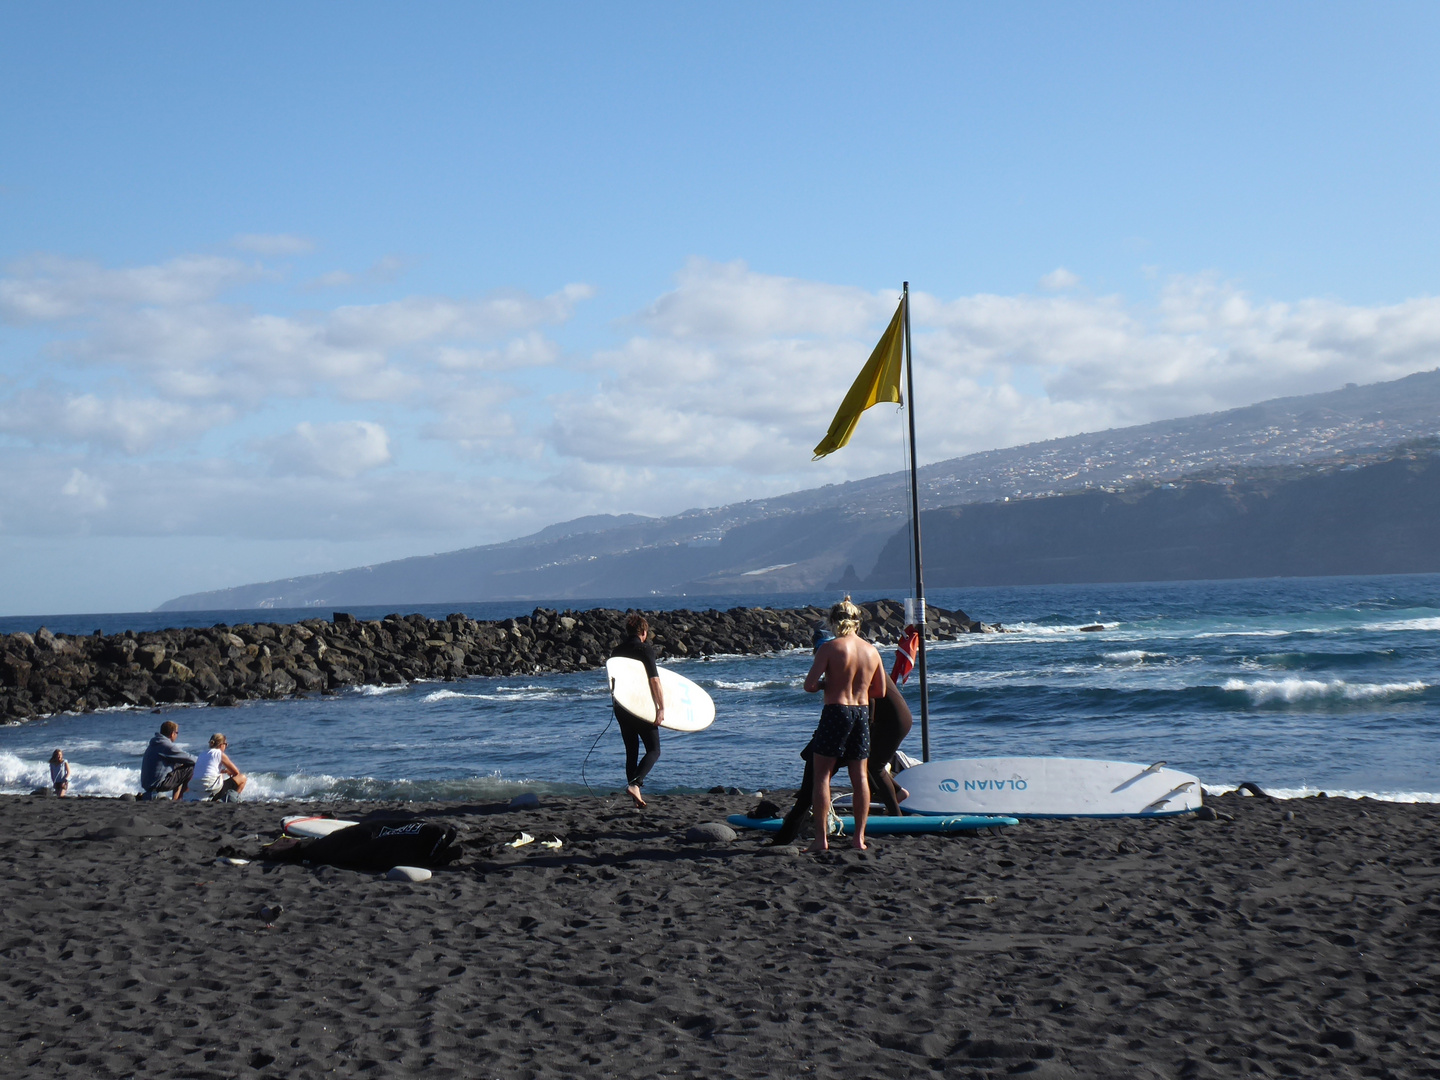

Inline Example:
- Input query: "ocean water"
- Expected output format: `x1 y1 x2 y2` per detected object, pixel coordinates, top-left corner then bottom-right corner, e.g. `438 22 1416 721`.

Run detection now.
2 575 1438 803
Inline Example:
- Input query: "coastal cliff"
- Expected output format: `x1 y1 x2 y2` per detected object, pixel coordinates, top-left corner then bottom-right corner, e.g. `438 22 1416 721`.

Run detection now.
865 451 1440 588
0 600 980 723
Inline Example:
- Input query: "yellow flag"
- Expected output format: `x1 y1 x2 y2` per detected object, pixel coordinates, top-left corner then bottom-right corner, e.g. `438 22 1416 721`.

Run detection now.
812 297 905 459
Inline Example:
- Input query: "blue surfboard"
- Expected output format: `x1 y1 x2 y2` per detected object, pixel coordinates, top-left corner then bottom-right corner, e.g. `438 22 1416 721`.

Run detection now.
727 813 1017 835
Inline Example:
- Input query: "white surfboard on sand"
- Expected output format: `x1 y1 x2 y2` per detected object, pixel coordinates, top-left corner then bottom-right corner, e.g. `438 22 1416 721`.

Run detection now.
283 815 359 838
605 658 715 733
896 756 1202 818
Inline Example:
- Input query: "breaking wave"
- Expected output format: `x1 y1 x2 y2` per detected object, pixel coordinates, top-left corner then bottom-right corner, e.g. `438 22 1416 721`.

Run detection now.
1220 678 1428 705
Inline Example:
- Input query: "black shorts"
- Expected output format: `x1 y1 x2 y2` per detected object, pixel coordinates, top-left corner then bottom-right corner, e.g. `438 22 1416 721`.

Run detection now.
151 764 194 793
809 704 870 763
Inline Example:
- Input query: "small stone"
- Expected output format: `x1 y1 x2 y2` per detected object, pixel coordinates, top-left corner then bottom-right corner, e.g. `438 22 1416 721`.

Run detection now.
1195 806 1218 821
708 785 725 794
685 822 737 844
386 866 432 882
508 792 540 809
1282 810 1295 821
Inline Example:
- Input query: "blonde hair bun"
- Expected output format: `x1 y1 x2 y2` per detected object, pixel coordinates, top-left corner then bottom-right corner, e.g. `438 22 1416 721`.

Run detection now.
828 595 863 636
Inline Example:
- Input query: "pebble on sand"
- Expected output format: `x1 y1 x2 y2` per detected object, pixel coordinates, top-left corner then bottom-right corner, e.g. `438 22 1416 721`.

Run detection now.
386 866 432 882
685 822 737 843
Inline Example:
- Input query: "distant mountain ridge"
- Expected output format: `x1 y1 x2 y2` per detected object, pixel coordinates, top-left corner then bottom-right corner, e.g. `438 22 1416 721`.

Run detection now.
158 369 1440 610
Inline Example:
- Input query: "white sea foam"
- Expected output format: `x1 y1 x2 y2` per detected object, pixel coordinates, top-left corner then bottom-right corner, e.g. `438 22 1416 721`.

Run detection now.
1221 677 1427 704
354 683 407 696
421 686 571 704
1360 616 1440 633
1103 650 1168 664
421 689 482 703
0 751 140 796
1006 622 1119 636
706 679 797 691
1205 783 1440 804
1194 629 1293 639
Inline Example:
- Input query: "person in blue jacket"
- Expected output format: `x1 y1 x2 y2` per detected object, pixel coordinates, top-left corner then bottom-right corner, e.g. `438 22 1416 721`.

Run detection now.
140 720 196 800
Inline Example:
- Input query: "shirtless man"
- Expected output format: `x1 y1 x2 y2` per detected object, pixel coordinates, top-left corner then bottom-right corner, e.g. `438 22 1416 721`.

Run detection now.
802 596 884 851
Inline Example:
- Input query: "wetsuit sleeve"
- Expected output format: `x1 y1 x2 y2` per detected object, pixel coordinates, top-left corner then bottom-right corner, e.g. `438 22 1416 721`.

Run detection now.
638 641 659 681
612 636 660 680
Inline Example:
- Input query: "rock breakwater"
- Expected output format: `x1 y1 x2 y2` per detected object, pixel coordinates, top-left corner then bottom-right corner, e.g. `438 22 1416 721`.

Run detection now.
0 600 988 722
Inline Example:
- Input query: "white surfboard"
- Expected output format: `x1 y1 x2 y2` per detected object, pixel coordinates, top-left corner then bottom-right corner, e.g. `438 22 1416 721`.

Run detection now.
282 815 359 838
605 657 715 733
896 756 1203 818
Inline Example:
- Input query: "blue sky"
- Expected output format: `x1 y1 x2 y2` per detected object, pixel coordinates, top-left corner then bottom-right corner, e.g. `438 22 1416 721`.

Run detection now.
4 3 1440 614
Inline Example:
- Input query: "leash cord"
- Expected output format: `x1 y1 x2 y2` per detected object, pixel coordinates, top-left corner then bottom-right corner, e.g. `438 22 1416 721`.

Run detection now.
580 712 614 797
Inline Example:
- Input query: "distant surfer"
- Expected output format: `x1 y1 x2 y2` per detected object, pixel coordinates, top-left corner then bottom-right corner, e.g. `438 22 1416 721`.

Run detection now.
611 614 666 809
802 596 884 852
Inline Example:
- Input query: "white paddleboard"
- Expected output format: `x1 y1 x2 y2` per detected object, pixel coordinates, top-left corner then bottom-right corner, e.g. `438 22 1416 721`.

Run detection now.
283 815 360 838
897 756 1202 818
605 658 715 733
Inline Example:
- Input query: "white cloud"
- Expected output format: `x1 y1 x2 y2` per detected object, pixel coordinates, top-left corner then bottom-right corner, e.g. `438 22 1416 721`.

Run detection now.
259 421 393 479
232 233 315 255
435 332 560 371
553 261 1440 491
1040 267 1080 290
0 255 259 322
421 385 521 449
8 247 1440 561
639 257 888 339
0 390 234 453
60 467 107 511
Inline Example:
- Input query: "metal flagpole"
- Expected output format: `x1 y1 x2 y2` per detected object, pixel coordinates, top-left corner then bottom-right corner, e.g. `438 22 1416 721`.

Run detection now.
901 282 931 762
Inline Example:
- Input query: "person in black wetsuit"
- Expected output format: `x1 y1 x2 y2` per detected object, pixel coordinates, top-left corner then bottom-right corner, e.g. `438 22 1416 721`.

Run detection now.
611 613 666 809
770 671 914 845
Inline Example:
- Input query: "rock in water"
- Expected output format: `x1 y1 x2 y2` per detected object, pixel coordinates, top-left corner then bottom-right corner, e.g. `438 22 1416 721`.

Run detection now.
387 865 432 882
686 822 737 843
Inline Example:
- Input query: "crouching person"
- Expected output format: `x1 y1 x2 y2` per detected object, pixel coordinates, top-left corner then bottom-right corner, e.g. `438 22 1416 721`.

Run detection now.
140 720 196 801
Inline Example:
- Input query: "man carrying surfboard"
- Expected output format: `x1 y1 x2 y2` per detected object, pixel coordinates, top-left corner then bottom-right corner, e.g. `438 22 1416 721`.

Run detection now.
802 597 884 851
611 614 666 809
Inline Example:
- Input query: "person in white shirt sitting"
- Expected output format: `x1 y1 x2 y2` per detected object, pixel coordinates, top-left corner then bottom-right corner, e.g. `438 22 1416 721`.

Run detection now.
194 733 247 802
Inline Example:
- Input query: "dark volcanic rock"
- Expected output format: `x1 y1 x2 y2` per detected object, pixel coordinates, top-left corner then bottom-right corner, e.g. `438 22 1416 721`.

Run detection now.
0 599 978 723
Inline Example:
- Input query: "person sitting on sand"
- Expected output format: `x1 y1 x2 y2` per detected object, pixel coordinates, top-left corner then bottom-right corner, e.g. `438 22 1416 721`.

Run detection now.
139 720 196 801
801 596 884 852
611 613 666 809
49 749 70 797
194 733 247 802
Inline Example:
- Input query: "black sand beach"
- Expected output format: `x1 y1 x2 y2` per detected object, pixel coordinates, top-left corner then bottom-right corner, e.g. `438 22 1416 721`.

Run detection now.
1 790 1436 1079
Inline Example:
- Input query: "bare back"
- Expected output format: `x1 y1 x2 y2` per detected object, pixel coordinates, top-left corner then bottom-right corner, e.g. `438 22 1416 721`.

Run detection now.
804 633 884 705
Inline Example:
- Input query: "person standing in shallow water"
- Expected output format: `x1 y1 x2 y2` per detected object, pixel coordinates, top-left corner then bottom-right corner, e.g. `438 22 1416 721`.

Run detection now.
49 749 70 797
802 596 884 852
611 613 666 809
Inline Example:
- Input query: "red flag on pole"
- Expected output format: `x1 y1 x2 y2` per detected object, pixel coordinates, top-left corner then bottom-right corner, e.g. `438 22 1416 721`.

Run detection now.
891 625 920 685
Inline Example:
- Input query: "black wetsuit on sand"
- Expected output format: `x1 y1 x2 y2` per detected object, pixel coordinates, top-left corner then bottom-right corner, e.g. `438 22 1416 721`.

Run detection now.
772 684 913 844
612 633 662 787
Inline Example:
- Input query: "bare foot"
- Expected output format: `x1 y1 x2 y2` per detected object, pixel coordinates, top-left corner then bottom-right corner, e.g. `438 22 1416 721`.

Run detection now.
626 783 646 809
851 836 868 851
805 839 829 854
